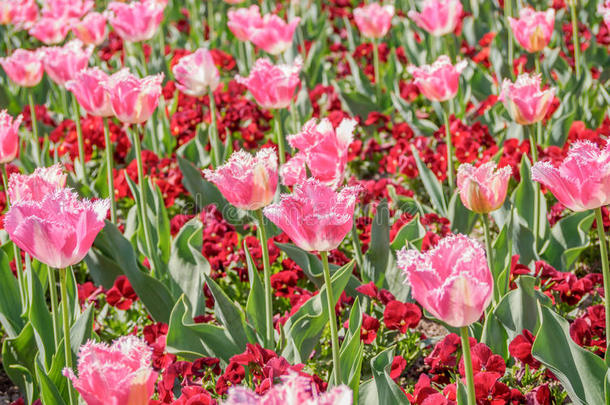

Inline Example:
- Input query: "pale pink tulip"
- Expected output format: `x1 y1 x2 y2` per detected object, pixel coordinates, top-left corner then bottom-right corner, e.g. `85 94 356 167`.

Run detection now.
236 57 301 110
508 8 555 53
64 336 157 405
107 0 165 42
398 234 493 328
8 163 67 203
353 3 394 39
43 40 93 87
28 16 72 44
250 14 300 55
172 48 219 97
0 1 14 25
0 49 43 87
263 179 360 252
457 162 511 214
599 1 610 30
0 111 21 164
407 55 467 102
204 148 278 211
499 73 555 125
103 69 164 124
72 12 108 46
227 5 262 41
41 0 93 20
408 0 463 36
65 67 113 117
532 141 610 212
4 188 109 268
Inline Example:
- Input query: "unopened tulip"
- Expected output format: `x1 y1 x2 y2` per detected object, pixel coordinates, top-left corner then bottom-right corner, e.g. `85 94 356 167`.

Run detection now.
249 14 300 55
398 234 493 328
407 55 467 102
103 69 164 124
236 57 301 110
500 73 555 125
107 0 165 42
65 67 113 117
227 5 262 41
8 163 67 203
353 3 394 39
0 49 43 87
457 162 511 214
508 8 555 53
172 48 219 97
72 12 107 46
28 16 71 44
408 0 463 37
204 148 278 211
0 111 21 164
64 336 157 405
43 40 93 86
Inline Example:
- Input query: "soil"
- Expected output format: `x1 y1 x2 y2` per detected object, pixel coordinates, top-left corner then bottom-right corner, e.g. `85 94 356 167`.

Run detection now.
0 364 20 404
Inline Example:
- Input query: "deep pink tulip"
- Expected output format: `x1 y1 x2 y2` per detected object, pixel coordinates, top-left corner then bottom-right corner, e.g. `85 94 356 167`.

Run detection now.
408 0 463 37
0 49 43 87
103 69 164 124
28 16 72 44
508 8 555 53
263 179 360 252
457 162 511 214
398 234 493 328
0 1 14 25
1 0 38 28
600 1 610 30
0 111 21 164
64 336 157 405
282 118 356 188
532 141 610 212
65 67 113 117
43 40 93 87
249 14 300 55
227 5 262 41
407 55 467 102
107 0 165 42
42 0 93 20
353 3 394 39
172 48 219 97
236 57 301 110
8 163 67 203
280 152 307 187
499 73 555 125
72 12 108 46
4 188 109 268
204 148 278 211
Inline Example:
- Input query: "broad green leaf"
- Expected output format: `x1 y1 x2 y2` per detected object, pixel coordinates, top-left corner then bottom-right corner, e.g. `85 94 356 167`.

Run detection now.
411 146 448 216
336 297 363 397
390 213 425 251
0 249 24 337
363 199 390 286
358 348 409 405
541 211 594 270
2 322 37 401
28 269 55 369
448 191 477 235
244 242 268 346
35 358 67 405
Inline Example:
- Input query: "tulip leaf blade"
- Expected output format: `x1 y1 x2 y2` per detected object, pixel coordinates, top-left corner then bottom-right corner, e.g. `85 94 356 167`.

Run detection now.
411 145 448 216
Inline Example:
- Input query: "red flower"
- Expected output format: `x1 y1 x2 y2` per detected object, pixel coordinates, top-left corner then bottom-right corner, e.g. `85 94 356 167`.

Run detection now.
173 386 216 405
383 300 422 333
525 384 551 405
360 314 380 344
105 275 138 310
390 355 407 381
508 329 540 369
458 343 506 377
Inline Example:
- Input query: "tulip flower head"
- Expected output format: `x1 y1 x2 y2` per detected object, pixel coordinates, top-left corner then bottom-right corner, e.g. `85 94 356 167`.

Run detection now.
28 15 72 44
107 0 165 42
407 55 467 102
0 49 44 87
249 14 300 55
398 234 493 328
42 39 93 86
65 67 113 117
0 111 21 164
42 0 93 20
457 162 511 214
508 8 555 53
499 73 555 125
8 163 67 203
408 0 463 36
227 4 262 41
172 48 220 97
353 3 395 39
1 0 38 29
532 141 610 212
72 11 108 46
600 1 610 31
103 69 164 124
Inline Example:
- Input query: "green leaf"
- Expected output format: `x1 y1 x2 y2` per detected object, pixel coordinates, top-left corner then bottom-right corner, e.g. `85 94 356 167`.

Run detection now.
358 348 409 405
35 359 67 405
244 242 268 346
492 212 513 298
480 313 509 360
448 191 477 235
363 199 390 286
0 249 24 337
28 269 55 369
337 297 363 397
411 146 447 216
541 211 594 270
2 322 37 401
390 213 425 251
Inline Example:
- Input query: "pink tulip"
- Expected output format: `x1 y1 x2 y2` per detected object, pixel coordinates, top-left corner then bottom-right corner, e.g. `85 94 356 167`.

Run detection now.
64 336 157 405
0 111 21 164
42 0 93 20
8 163 67 203
532 141 610 212
107 0 165 42
457 162 511 214
4 188 109 268
224 0 244 4
600 1 610 30
508 8 555 53
249 14 300 55
0 49 44 87
353 3 394 39
72 12 108 46
103 69 164 124
227 5 263 41
5 0 38 29
282 118 356 188
28 16 72 44
499 73 555 125
204 148 278 211
407 55 467 102
43 40 93 87
65 67 113 117
172 48 220 97
408 0 463 37
236 57 301 110
0 1 14 25
398 234 493 328
263 179 360 252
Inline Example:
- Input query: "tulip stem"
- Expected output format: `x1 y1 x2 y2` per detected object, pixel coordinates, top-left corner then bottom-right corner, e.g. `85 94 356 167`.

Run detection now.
481 214 497 304
47 266 60 350
570 0 580 77
274 110 286 165
460 327 476 405
207 0 214 44
443 106 455 192
138 42 149 76
505 0 514 79
71 93 87 179
255 209 274 348
103 118 117 223
320 251 341 386
27 92 41 165
594 207 610 365
59 267 75 405
527 124 540 255
207 89 222 167
373 40 381 103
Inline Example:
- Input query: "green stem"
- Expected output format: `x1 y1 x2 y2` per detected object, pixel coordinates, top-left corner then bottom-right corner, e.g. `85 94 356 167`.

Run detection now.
527 124 540 255
321 251 341 386
595 207 610 365
505 0 514 79
290 98 299 134
103 118 117 223
351 218 364 271
443 105 455 192
48 266 60 350
27 92 41 164
207 89 222 167
255 209 274 348
460 327 476 405
481 214 497 304
71 93 87 178
274 110 286 165
138 42 149 76
570 0 580 77
207 0 214 44
59 267 75 405
373 40 381 103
